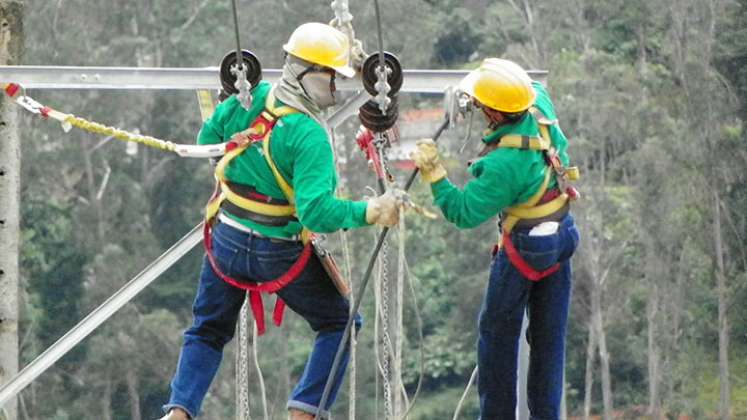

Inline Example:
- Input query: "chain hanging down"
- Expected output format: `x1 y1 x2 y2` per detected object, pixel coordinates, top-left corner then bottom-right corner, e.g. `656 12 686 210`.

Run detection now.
235 296 270 420
315 1 405 417
377 140 403 419
378 230 394 419
236 298 252 420
330 0 366 69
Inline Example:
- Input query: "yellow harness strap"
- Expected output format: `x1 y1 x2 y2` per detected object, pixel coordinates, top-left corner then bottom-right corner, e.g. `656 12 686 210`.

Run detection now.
497 134 551 151
261 125 295 205
196 90 216 121
205 88 313 244
499 106 575 236
258 90 314 243
495 107 557 152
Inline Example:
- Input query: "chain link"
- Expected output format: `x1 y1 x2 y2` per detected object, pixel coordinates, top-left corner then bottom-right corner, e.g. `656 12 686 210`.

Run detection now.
378 145 397 419
380 237 393 419
330 0 366 68
237 297 251 420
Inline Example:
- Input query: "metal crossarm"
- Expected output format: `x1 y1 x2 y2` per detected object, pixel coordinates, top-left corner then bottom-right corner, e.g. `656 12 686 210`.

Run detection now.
0 66 546 92
0 63 550 417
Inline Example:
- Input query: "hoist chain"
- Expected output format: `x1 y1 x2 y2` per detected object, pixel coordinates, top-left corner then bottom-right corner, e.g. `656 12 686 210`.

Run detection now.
380 237 393 419
316 1 452 416
330 0 366 68
375 66 392 115
237 298 251 420
377 144 399 419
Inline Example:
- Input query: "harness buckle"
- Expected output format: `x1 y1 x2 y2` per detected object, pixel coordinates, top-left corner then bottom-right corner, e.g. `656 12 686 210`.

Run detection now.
311 234 329 257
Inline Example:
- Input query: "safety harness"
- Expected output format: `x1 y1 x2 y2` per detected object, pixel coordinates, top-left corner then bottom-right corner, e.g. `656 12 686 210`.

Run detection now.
492 106 580 281
203 88 314 335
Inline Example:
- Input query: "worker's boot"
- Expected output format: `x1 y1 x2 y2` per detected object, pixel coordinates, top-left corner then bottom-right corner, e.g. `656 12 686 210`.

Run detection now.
288 408 315 420
158 407 190 420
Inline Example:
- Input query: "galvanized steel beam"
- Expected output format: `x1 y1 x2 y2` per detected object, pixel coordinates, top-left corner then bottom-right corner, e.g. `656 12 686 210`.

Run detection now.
0 66 547 93
0 224 203 408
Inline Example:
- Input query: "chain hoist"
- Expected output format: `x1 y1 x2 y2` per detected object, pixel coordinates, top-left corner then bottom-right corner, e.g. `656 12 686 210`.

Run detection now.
237 298 251 420
316 0 453 416
379 231 394 418
330 0 366 69
359 51 403 132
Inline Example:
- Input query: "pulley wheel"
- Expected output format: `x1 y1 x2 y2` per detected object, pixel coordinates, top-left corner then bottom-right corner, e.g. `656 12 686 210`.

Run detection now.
359 99 399 132
219 49 262 95
361 51 403 97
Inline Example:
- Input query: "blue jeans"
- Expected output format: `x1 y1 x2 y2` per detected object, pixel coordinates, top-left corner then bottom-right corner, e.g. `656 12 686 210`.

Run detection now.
164 222 361 418
477 215 579 420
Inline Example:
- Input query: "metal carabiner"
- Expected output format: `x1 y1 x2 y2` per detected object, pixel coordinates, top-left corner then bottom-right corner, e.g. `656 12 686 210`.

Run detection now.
458 107 475 154
232 63 252 110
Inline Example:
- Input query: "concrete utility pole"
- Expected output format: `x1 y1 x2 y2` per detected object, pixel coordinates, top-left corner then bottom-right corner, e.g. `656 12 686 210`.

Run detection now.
0 1 24 419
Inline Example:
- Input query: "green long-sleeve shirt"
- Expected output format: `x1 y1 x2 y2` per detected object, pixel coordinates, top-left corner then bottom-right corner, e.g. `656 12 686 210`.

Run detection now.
431 81 570 229
198 81 369 238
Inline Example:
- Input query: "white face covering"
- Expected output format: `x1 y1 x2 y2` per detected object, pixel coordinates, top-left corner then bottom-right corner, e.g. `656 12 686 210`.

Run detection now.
276 55 338 129
299 70 338 109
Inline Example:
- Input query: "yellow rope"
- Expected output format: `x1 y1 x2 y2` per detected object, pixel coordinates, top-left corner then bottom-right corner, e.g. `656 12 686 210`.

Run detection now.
63 115 178 152
4 84 185 154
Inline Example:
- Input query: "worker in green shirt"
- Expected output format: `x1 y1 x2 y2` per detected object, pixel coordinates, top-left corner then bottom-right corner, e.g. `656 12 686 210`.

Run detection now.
160 22 401 420
411 58 580 420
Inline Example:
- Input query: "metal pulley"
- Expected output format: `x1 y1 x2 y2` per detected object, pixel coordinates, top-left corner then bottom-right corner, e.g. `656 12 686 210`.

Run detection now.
359 100 399 131
361 51 403 97
359 52 403 132
218 49 262 100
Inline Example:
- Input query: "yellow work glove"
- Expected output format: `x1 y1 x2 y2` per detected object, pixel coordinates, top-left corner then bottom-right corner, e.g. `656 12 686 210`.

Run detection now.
410 138 447 183
365 190 402 227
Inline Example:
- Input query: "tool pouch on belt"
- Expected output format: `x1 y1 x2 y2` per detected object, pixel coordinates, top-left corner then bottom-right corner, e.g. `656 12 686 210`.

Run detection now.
312 236 351 296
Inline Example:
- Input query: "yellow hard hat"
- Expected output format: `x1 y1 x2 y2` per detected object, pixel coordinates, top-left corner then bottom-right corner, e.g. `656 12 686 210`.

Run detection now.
283 22 356 78
459 58 536 113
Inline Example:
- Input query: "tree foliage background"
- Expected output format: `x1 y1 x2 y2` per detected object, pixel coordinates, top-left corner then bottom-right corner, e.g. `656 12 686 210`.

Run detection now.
9 0 747 419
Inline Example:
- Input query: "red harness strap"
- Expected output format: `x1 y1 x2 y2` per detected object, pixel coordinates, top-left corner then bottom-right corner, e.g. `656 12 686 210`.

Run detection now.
501 231 561 282
493 188 563 282
203 222 313 335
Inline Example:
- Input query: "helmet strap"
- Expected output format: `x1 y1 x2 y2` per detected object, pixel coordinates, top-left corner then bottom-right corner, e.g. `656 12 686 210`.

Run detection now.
483 107 527 129
482 107 506 128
